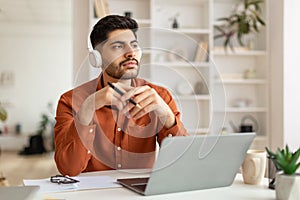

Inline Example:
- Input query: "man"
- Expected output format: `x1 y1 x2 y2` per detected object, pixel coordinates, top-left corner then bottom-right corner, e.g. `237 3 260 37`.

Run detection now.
54 15 188 176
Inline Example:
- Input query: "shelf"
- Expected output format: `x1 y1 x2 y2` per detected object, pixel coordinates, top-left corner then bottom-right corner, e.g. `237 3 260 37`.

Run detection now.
216 107 268 113
136 19 151 26
158 0 209 5
212 21 226 27
173 28 211 34
212 50 267 56
254 136 268 141
214 79 267 84
152 62 210 68
174 95 210 100
187 128 210 135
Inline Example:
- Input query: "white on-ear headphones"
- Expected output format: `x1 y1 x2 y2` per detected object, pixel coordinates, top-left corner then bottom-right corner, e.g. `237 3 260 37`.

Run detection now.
88 32 102 68
88 30 144 68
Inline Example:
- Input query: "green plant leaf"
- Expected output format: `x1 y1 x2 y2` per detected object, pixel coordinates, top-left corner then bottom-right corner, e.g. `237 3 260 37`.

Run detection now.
0 104 8 122
37 114 50 135
248 0 264 6
276 148 289 167
214 26 226 35
229 14 239 26
265 147 277 159
214 34 225 40
290 148 300 168
217 17 230 22
296 163 300 172
284 145 293 162
265 146 271 154
256 15 265 26
237 32 245 46
224 37 230 50
274 161 282 171
284 145 289 155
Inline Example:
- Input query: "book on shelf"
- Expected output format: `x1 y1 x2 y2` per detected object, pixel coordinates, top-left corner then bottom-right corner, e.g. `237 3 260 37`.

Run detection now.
94 0 110 18
194 42 208 62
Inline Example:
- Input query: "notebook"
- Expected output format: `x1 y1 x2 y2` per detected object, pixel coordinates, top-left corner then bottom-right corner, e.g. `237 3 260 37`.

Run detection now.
117 132 255 195
0 186 39 200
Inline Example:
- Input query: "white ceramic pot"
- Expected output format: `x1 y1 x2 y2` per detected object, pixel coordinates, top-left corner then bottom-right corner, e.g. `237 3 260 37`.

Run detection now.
276 172 300 200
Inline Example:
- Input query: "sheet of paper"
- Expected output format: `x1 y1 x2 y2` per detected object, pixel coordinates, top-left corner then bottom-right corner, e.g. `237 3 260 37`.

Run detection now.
23 176 121 194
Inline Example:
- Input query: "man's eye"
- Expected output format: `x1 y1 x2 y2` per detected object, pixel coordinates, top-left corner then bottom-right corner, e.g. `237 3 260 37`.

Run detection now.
132 43 139 48
112 45 123 49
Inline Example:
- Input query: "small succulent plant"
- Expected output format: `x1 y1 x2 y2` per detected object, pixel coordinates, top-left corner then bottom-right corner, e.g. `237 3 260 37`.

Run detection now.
266 145 300 175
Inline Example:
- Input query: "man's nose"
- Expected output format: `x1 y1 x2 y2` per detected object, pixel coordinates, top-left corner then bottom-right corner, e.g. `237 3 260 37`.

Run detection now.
124 46 136 58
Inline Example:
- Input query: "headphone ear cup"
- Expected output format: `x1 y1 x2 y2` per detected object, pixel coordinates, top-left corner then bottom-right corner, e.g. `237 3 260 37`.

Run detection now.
88 50 102 68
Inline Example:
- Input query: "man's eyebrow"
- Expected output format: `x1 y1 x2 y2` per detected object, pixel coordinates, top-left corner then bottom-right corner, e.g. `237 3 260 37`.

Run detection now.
109 40 138 46
109 41 125 46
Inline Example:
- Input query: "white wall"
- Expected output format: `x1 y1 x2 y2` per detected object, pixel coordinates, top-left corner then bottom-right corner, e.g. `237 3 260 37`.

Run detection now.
284 0 300 150
0 23 73 134
269 0 284 150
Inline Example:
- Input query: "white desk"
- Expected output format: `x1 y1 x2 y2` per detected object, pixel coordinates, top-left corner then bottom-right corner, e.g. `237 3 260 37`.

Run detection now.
36 170 275 200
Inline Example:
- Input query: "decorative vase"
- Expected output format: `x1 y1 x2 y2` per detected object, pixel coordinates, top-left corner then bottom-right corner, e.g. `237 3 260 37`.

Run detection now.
276 172 300 200
172 18 178 29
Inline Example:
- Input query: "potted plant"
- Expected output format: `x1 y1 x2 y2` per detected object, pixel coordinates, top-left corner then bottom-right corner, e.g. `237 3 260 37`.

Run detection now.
0 103 7 122
19 103 55 155
266 145 300 200
214 0 266 51
0 103 8 134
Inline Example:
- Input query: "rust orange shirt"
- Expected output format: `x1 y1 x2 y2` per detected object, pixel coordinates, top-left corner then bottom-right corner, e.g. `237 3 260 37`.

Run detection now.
54 76 188 176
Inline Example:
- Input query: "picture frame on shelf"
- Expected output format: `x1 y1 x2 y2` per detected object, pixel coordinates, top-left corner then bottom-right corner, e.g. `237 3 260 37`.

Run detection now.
194 42 208 62
94 0 110 18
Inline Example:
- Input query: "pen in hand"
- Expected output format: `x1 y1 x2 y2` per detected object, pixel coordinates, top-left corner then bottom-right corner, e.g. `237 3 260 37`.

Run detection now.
107 82 142 109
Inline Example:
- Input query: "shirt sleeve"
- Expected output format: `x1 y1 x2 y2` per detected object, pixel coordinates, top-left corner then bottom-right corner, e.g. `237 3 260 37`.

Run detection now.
54 94 96 176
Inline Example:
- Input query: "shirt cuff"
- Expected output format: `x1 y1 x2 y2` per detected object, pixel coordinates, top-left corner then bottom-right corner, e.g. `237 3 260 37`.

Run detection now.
158 117 188 140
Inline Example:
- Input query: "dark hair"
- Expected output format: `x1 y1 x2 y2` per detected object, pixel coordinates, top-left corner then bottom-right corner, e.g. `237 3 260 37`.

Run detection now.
90 15 138 48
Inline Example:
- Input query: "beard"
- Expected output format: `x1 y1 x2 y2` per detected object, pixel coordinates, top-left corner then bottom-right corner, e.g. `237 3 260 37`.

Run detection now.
104 58 140 80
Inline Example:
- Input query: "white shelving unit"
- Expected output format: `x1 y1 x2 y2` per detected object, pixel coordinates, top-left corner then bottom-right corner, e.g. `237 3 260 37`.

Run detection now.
212 0 269 149
88 0 270 148
150 0 211 134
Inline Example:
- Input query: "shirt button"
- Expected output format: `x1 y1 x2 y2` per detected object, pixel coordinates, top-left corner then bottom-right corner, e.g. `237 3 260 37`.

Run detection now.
87 150 91 154
117 147 121 151
117 127 121 132
89 128 93 133
168 134 173 137
117 164 122 168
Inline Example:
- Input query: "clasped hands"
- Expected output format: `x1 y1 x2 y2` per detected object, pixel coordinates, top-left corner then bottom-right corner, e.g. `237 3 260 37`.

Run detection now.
78 82 175 129
100 82 175 128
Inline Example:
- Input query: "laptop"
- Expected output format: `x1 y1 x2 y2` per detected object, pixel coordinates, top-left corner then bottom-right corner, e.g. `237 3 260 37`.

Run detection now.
117 132 255 195
0 186 39 200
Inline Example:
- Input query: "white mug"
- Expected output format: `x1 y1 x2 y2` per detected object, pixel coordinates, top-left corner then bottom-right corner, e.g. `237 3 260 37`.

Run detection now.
241 150 266 185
